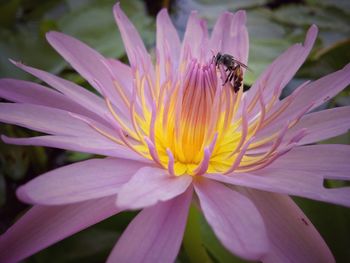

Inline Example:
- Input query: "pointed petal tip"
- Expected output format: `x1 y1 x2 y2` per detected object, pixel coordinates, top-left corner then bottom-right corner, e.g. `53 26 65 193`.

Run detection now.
304 25 318 47
158 8 168 15
310 24 318 32
223 10 232 15
45 31 68 45
45 30 57 40
45 31 62 47
113 2 124 19
1 134 11 144
114 1 121 8
16 186 33 204
8 59 29 71
156 8 171 27
189 10 198 17
1 135 29 146
217 11 234 22
235 10 247 21
8 58 18 65
236 9 246 14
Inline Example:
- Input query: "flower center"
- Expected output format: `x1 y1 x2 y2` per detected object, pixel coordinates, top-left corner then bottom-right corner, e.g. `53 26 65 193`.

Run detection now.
156 61 218 169
83 55 307 177
150 58 249 176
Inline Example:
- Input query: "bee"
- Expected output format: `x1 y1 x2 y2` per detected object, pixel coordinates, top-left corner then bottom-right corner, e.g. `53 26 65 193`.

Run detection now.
213 52 249 93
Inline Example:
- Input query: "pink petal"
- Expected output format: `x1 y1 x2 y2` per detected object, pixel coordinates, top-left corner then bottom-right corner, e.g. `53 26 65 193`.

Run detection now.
288 63 350 114
116 167 192 210
46 31 127 114
156 9 181 83
10 61 109 123
0 79 100 120
0 196 121 263
17 158 145 205
107 187 192 263
287 106 350 145
104 58 133 93
194 178 268 261
1 135 146 162
180 11 209 62
239 189 334 263
0 103 126 150
258 63 350 138
206 166 350 207
246 25 318 114
268 144 350 180
209 10 249 64
253 106 350 153
0 103 96 136
113 3 153 75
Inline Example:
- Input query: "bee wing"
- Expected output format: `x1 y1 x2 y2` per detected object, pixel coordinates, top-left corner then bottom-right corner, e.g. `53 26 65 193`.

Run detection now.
232 57 252 72
235 60 252 71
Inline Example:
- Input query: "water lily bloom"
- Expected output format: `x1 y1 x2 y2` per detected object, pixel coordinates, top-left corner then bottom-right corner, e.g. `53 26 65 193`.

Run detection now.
1 2 350 263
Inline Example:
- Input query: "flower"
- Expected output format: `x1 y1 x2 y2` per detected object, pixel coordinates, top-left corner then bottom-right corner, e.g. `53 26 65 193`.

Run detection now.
0 2 350 263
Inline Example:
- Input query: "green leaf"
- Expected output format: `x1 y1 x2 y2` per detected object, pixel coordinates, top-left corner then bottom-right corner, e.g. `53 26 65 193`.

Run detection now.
298 39 350 79
0 125 48 181
0 137 30 181
194 0 269 11
57 1 124 58
57 0 155 58
26 210 138 263
319 132 350 145
0 0 155 80
183 204 250 263
271 5 350 30
28 228 118 263
0 27 65 80
306 0 350 15
64 151 94 162
0 0 21 28
244 9 292 85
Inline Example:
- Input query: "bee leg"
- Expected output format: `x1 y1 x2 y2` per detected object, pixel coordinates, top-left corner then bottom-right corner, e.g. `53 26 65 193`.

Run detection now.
229 72 234 82
223 71 232 85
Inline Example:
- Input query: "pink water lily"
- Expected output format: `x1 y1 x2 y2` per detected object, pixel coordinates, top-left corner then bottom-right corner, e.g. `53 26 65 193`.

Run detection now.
1 2 350 263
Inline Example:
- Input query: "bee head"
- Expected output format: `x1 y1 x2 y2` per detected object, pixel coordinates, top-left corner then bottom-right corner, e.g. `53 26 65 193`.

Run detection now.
214 52 222 65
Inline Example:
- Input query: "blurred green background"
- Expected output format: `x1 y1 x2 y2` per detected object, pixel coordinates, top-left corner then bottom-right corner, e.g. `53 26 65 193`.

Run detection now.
0 0 349 262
